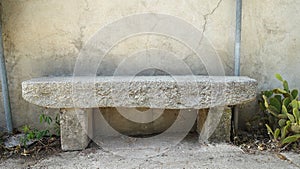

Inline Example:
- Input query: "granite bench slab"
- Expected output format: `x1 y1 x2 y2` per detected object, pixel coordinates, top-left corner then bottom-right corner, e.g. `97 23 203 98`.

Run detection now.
22 76 257 109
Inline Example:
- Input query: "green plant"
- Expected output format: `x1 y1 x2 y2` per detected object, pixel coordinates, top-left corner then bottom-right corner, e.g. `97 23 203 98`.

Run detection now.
40 113 60 136
260 74 300 146
20 125 48 147
21 113 60 147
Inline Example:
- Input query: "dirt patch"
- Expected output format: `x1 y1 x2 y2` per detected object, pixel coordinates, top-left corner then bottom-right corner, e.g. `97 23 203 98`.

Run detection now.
0 135 62 164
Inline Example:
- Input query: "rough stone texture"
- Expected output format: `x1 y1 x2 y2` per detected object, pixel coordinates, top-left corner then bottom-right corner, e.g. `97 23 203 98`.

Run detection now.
197 107 231 142
22 76 257 109
60 108 93 151
2 0 300 131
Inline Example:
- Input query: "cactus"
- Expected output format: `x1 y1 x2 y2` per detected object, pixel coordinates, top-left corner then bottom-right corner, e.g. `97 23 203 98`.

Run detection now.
260 74 300 145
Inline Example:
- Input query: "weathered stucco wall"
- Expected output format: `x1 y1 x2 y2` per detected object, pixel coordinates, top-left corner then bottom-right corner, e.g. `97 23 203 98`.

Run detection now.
1 0 300 131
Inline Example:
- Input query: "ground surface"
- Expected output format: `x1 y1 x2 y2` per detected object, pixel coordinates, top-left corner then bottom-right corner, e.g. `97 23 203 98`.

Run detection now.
0 134 299 169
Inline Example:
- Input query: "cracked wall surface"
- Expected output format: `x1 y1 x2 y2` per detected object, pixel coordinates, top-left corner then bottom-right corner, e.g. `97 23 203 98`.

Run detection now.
1 0 300 131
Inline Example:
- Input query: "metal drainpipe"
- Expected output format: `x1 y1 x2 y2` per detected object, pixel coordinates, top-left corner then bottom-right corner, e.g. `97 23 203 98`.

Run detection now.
0 11 13 133
234 0 242 133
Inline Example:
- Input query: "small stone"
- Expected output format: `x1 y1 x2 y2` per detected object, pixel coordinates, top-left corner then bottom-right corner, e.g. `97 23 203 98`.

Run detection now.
4 134 36 148
258 144 265 151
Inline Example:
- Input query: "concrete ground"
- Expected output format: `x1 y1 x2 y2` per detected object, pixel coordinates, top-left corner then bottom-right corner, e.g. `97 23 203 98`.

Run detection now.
0 135 299 169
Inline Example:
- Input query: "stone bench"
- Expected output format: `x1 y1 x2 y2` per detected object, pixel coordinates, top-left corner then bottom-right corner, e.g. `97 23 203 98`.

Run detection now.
22 75 257 150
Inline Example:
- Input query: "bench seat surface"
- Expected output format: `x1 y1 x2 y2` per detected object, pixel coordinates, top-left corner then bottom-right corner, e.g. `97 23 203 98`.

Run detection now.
22 76 257 109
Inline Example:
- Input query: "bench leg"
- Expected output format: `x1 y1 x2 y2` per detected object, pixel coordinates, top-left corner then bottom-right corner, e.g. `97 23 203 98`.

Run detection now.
60 108 93 151
197 107 231 142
